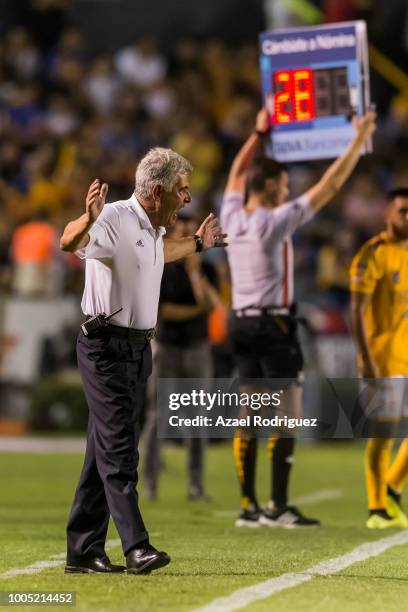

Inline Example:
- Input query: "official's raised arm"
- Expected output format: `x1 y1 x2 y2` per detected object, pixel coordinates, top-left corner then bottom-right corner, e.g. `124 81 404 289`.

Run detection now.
305 111 376 213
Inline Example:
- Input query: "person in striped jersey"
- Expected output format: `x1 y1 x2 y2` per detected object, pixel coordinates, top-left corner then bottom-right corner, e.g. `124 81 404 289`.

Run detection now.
221 107 376 528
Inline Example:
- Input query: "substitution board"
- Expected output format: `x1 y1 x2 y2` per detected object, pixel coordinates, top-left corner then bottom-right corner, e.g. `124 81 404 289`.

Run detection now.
259 21 371 162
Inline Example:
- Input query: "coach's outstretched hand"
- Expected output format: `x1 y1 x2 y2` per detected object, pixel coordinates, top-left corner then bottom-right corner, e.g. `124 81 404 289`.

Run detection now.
195 213 228 250
86 179 109 224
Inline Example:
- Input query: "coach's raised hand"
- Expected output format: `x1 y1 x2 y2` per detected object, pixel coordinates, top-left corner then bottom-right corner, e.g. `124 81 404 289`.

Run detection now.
60 178 109 252
86 179 109 224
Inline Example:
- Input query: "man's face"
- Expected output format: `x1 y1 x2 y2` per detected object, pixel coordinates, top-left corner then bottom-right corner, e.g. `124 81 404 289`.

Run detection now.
264 171 289 207
388 197 408 239
158 174 192 227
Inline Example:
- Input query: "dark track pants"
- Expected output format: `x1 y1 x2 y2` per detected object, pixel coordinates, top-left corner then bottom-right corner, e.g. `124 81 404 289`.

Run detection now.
66 329 152 561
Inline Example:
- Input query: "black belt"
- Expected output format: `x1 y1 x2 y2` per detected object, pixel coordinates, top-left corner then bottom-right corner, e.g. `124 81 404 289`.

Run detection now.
83 321 156 341
105 324 156 340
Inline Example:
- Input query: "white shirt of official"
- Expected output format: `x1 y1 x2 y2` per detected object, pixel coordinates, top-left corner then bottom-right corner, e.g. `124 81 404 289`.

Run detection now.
76 194 166 329
220 192 313 309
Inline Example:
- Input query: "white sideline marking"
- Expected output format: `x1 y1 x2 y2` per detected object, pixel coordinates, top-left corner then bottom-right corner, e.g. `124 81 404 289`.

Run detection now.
292 488 342 506
214 488 342 518
0 538 121 579
0 533 162 580
195 530 408 612
0 437 85 454
0 560 64 578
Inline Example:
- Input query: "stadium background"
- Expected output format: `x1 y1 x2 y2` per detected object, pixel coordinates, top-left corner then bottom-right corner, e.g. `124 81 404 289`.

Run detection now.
0 0 407 429
0 1 408 610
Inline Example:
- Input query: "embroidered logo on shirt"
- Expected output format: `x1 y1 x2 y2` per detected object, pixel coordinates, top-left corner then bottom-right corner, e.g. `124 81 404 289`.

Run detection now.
136 240 144 247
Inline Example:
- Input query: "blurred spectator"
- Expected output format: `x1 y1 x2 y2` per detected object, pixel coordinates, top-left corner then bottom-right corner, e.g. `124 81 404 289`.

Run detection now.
43 93 79 137
171 117 222 195
84 56 121 115
342 174 386 236
115 35 167 88
316 228 357 308
47 27 87 73
143 79 176 121
2 27 42 81
7 82 43 138
0 139 24 189
25 144 71 216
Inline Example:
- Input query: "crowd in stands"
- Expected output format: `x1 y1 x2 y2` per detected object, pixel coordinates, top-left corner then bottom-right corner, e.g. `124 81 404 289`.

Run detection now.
0 3 408 338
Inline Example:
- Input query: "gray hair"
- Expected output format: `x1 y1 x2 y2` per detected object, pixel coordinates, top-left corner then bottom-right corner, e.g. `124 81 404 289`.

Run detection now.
135 147 193 198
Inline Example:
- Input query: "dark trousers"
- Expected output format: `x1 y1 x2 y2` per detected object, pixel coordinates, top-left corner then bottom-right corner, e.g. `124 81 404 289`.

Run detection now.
230 314 303 379
66 329 152 561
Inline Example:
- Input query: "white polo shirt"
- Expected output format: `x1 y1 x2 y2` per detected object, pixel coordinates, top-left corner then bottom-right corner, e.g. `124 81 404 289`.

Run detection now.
220 191 313 309
76 194 166 329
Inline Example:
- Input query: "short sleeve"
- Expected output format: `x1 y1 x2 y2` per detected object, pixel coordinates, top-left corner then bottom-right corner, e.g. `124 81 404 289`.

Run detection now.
349 242 384 294
75 205 121 260
220 191 244 230
262 195 313 240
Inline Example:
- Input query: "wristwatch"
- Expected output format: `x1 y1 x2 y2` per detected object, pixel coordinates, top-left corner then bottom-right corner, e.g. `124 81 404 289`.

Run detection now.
193 234 203 253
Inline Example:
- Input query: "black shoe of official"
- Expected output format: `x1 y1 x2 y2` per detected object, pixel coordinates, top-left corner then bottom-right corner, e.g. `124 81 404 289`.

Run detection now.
235 503 262 528
259 505 321 528
126 544 170 575
65 555 126 574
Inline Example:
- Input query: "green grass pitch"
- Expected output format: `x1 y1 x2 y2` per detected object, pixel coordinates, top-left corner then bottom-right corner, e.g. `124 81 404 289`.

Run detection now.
0 442 407 611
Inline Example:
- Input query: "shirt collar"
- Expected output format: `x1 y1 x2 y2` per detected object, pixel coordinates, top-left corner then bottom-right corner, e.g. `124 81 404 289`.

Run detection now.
128 193 166 236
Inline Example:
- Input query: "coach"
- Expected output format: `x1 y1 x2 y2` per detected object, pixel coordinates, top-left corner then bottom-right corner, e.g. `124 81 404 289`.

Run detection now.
60 147 227 575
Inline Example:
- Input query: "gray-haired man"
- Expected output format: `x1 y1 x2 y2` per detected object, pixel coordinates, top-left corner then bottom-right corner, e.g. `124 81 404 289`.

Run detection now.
60 147 227 575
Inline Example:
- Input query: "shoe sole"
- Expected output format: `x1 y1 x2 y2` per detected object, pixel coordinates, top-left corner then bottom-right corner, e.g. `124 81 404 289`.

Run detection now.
258 516 279 528
64 566 125 574
235 519 261 528
366 521 401 529
126 555 171 575
260 520 297 529
259 516 320 529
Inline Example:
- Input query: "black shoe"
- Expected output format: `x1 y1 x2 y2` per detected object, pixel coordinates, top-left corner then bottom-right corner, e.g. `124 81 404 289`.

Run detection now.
126 544 170 575
65 555 126 574
235 503 262 528
259 505 321 528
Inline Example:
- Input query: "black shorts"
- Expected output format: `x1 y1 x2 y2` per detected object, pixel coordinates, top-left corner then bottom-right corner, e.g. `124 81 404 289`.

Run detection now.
230 313 303 380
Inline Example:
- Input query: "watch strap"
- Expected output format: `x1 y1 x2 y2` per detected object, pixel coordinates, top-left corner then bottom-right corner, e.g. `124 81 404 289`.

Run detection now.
193 234 203 253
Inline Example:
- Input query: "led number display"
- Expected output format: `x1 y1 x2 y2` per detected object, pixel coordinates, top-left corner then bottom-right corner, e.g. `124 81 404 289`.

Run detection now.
272 67 351 125
259 21 371 161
